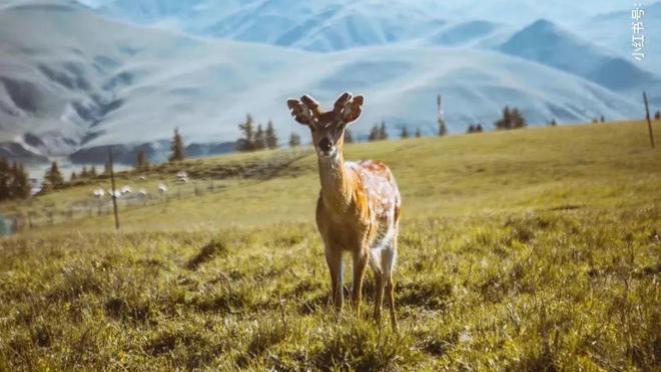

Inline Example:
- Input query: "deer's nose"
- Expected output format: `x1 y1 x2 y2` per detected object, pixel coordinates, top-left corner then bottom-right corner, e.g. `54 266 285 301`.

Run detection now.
318 137 333 152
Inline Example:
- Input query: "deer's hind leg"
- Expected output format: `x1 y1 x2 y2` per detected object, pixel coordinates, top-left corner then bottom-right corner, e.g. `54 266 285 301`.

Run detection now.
382 235 398 330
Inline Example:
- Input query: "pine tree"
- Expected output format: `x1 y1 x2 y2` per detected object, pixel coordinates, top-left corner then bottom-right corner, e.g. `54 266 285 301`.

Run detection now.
11 163 30 199
511 108 526 128
655 110 660 120
90 166 97 177
600 115 605 123
415 128 421 138
400 126 409 139
254 124 266 150
81 166 88 178
169 128 186 162
379 121 388 140
136 149 149 171
0 157 10 201
495 106 511 130
495 106 525 130
104 160 111 175
70 171 77 182
549 119 557 127
344 129 354 143
289 133 301 148
265 120 278 149
368 125 380 142
44 161 64 190
237 114 256 152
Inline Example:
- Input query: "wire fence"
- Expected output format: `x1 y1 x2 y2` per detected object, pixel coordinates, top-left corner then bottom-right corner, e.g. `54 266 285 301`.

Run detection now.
6 180 226 232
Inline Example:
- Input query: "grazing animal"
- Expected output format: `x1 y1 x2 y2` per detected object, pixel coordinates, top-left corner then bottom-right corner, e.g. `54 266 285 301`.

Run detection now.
93 189 105 198
121 185 132 194
158 184 167 193
177 171 189 183
287 92 401 329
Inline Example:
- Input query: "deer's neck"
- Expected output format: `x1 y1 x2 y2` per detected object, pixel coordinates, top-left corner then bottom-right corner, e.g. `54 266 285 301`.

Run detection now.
318 152 353 210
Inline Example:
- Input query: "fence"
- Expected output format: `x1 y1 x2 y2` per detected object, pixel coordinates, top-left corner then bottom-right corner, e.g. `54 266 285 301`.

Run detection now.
7 180 226 232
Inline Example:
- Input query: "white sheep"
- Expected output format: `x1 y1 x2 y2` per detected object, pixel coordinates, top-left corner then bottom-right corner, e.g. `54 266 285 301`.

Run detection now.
138 188 148 196
158 184 168 193
93 188 105 198
121 185 132 194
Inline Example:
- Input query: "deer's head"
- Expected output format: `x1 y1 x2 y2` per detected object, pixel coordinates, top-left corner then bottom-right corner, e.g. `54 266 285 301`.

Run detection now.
287 92 364 159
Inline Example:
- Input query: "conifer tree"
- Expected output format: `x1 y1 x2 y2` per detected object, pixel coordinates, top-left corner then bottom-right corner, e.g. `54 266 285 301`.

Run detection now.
495 106 526 130
511 108 526 128
368 125 380 142
169 128 186 162
0 158 10 200
400 126 409 139
11 163 30 199
254 124 266 150
379 121 388 140
288 133 301 148
136 149 149 171
44 161 64 190
415 128 421 138
90 166 97 177
70 171 77 182
265 120 278 149
237 114 256 152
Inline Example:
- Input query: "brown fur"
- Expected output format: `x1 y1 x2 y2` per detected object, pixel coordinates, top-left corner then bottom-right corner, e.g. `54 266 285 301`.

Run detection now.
287 93 400 329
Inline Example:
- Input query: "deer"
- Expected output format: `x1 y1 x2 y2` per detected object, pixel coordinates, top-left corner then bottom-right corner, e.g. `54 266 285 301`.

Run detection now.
287 92 401 329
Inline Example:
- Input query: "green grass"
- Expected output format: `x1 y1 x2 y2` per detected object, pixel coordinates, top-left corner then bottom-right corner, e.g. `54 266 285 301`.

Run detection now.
0 121 659 370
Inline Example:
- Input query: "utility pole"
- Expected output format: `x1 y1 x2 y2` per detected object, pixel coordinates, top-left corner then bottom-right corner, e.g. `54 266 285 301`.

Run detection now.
109 148 120 230
643 92 655 148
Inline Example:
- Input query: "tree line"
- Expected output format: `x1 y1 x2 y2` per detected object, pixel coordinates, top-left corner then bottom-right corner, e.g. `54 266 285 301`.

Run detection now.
236 115 278 152
0 157 30 201
33 104 661 195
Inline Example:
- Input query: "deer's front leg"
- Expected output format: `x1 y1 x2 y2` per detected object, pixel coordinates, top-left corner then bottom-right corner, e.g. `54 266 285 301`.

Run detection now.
352 250 368 315
325 247 343 311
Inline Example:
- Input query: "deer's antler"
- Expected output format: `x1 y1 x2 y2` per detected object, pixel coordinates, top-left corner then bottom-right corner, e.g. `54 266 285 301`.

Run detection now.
333 92 364 124
287 95 321 127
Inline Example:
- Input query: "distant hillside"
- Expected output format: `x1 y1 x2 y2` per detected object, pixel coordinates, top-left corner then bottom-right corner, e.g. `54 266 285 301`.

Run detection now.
500 19 660 97
0 0 656 167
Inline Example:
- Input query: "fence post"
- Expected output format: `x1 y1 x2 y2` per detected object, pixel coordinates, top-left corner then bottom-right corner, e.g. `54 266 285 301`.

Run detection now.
109 148 120 230
643 91 655 149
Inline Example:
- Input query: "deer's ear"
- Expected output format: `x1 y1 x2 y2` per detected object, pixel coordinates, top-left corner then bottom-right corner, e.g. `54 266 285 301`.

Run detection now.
334 93 364 124
287 95 320 126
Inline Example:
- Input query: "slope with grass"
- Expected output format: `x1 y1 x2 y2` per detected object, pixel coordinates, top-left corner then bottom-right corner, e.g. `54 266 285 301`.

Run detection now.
0 121 659 370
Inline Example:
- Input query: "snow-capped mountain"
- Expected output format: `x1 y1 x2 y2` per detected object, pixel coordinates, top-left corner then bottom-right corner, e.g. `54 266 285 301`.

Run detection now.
500 19 658 93
0 0 658 168
91 0 634 44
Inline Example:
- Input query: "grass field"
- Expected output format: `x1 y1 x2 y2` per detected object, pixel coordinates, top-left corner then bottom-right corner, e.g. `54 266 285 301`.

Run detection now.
0 121 659 370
